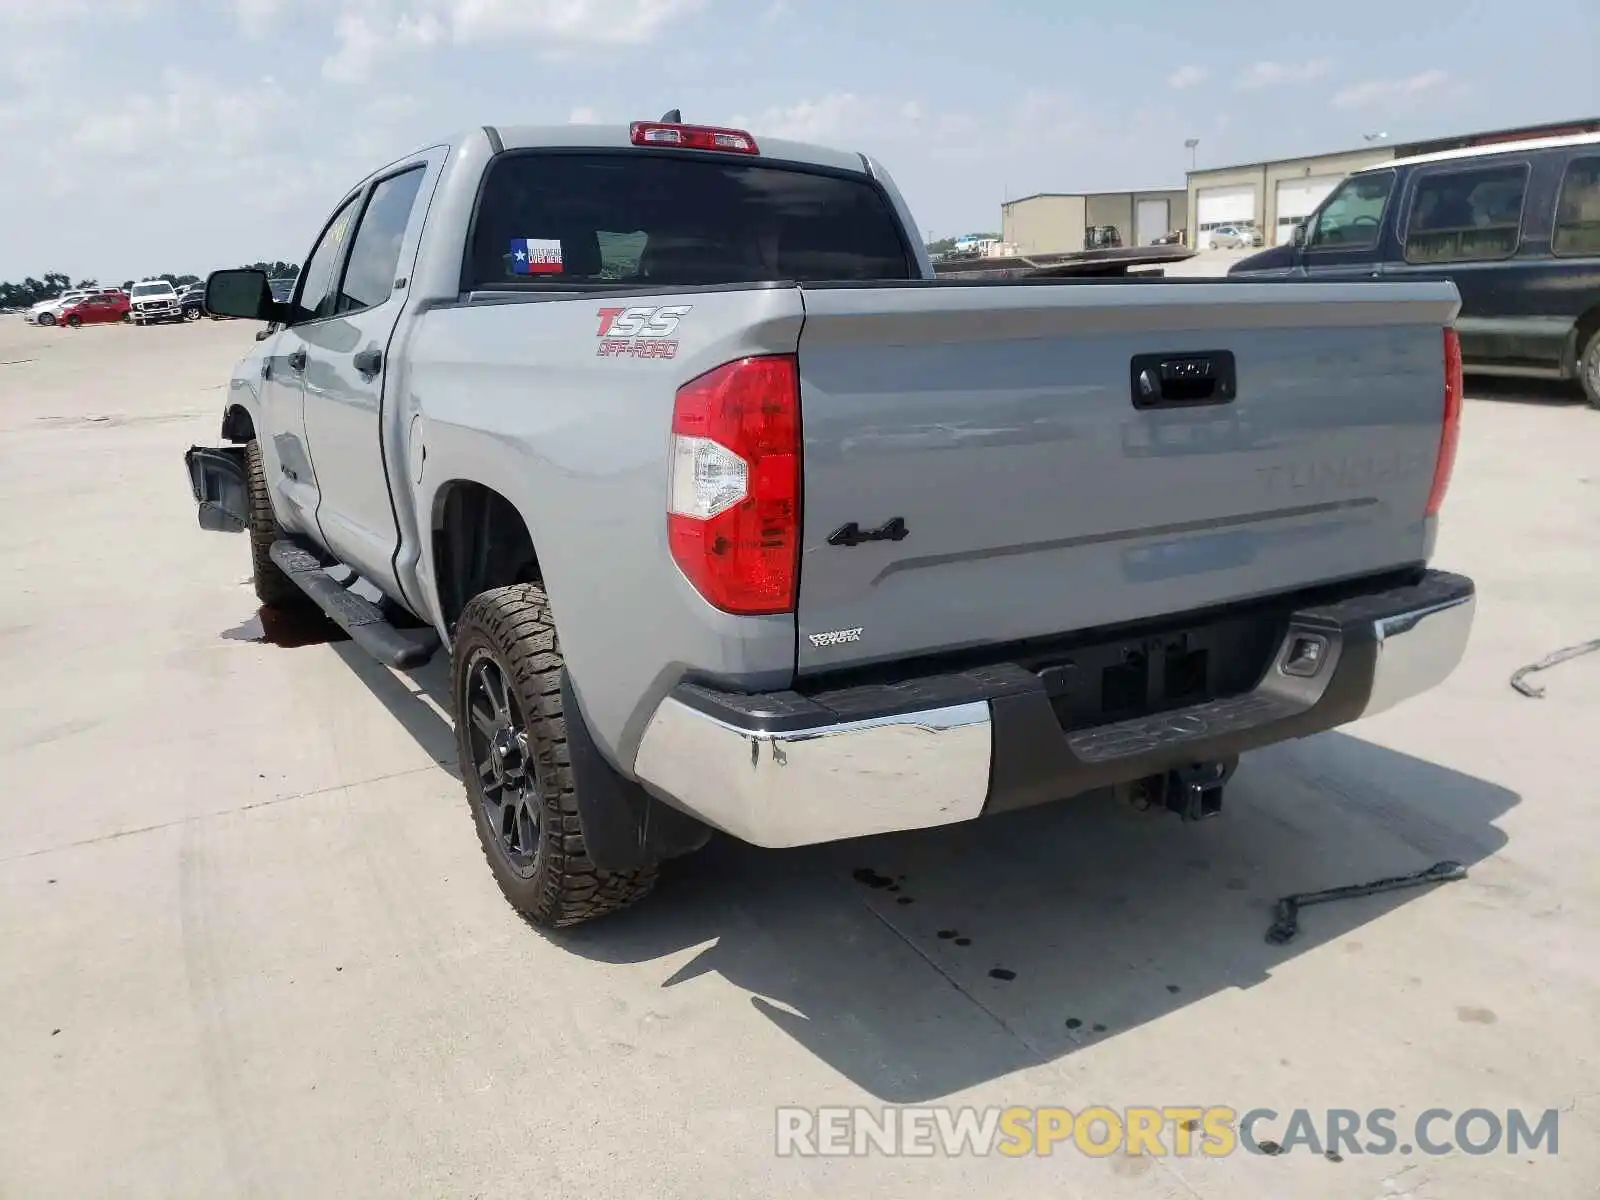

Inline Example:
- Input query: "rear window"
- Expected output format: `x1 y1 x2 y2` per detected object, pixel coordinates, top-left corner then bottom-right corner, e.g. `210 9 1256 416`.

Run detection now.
465 151 914 289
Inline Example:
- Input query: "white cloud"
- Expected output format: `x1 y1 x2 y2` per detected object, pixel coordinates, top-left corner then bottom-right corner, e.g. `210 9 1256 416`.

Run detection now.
568 105 600 124
733 93 871 143
1332 69 1455 109
323 7 444 83
0 0 152 21
1167 64 1208 90
319 0 703 83
70 69 294 160
235 0 289 37
446 0 701 42
1235 58 1333 90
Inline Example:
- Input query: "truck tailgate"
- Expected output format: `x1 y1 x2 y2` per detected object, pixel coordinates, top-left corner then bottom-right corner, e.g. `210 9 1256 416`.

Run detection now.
793 279 1460 675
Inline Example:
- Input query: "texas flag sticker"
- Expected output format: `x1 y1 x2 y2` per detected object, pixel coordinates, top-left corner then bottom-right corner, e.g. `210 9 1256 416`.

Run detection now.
509 238 563 275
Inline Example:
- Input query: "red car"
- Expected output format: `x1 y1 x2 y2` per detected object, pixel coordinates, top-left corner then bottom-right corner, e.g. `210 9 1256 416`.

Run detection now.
57 292 131 328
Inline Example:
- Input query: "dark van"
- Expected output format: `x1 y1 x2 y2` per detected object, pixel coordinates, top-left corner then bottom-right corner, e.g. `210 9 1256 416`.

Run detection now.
1230 133 1600 406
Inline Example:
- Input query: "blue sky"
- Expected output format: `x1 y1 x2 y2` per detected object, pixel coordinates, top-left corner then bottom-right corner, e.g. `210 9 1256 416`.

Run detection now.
0 0 1594 281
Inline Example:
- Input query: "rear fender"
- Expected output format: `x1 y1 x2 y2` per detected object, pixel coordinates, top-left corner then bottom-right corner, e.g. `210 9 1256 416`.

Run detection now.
185 445 249 532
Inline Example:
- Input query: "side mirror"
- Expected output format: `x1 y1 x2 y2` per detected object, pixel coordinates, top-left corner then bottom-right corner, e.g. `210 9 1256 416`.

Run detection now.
1291 223 1307 248
205 269 285 323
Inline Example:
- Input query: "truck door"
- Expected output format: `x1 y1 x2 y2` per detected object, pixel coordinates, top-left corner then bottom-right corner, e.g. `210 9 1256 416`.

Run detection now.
1296 168 1397 282
257 191 364 538
297 152 442 600
1381 156 1561 372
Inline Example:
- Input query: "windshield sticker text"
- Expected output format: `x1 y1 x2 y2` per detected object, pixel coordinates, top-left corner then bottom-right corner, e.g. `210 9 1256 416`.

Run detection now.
510 238 563 276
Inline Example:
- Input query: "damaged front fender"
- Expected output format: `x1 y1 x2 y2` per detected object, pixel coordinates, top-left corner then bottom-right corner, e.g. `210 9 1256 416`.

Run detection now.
185 445 249 532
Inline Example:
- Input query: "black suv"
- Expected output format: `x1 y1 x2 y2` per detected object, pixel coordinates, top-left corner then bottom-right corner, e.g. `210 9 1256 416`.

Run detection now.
1230 134 1600 406
178 286 206 321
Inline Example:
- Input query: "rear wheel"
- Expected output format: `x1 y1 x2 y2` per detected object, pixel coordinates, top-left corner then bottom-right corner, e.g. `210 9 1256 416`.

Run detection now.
451 584 658 929
244 439 307 609
1579 328 1600 409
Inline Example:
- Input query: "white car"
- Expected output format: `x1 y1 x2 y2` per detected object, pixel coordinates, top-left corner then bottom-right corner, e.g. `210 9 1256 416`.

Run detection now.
129 281 181 325
25 290 91 326
1208 225 1261 250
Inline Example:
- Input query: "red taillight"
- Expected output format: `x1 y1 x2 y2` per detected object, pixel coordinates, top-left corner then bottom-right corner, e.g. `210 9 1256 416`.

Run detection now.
667 356 800 614
1427 328 1464 517
630 121 759 155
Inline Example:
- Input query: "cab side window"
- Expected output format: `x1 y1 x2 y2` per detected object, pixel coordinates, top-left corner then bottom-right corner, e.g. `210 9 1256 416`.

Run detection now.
293 195 361 324
337 166 427 314
1403 163 1528 264
1553 156 1600 257
1308 171 1394 251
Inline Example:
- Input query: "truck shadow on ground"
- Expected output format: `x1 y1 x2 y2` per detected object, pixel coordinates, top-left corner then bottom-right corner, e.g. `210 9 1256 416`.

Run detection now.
1466 375 1587 407
335 643 1517 1104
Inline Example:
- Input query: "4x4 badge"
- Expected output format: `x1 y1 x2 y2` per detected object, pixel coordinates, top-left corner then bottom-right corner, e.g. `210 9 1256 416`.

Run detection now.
827 516 908 548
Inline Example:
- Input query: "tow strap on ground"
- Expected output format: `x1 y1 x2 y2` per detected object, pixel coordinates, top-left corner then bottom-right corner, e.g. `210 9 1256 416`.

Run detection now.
1510 637 1600 698
1265 861 1468 946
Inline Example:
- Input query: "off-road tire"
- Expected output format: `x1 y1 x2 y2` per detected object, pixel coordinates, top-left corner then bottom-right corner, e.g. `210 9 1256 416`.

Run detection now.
1579 327 1600 409
451 584 658 929
245 439 306 608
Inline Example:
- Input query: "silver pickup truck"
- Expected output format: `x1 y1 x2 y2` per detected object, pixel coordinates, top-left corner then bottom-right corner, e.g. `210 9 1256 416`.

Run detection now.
186 118 1476 929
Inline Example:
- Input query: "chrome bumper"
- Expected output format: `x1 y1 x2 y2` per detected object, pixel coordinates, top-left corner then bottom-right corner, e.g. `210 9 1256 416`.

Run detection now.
1361 590 1477 718
632 571 1475 849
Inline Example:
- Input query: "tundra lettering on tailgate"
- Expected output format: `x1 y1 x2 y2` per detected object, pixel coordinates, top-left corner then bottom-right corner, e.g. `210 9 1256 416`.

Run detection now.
596 304 692 360
1256 450 1431 497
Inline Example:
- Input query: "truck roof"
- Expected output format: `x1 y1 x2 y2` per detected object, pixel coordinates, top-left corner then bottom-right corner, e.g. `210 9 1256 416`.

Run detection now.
1364 129 1600 172
487 123 871 176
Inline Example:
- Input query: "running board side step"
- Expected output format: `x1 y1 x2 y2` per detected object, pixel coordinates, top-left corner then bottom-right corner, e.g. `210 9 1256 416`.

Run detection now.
268 540 441 669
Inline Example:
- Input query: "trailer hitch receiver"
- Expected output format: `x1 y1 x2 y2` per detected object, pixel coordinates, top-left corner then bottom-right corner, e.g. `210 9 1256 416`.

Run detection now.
1166 761 1228 821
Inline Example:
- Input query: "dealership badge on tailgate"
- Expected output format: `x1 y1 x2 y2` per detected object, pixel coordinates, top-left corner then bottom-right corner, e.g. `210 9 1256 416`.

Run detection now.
596 304 692 360
509 238 563 275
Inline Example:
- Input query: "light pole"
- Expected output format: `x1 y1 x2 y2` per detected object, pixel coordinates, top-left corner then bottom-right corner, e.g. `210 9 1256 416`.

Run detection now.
1184 138 1200 171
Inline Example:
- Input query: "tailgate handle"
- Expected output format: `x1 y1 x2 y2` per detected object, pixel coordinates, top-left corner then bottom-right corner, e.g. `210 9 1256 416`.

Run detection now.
1131 350 1236 409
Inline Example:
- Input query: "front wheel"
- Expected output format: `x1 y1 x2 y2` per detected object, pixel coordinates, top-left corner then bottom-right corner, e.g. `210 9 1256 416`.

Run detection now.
66 315 81 328
184 307 201 322
244 439 308 608
1579 328 1600 409
38 313 55 327
451 584 658 929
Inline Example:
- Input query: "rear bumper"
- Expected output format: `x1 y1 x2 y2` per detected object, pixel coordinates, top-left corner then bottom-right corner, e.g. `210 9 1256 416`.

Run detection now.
632 570 1475 848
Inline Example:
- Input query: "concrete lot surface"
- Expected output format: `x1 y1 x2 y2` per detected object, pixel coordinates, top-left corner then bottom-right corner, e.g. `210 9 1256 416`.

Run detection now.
1 315 1597 1199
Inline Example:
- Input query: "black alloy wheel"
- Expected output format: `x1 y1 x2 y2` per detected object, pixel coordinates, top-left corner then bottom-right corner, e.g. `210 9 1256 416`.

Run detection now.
461 647 541 878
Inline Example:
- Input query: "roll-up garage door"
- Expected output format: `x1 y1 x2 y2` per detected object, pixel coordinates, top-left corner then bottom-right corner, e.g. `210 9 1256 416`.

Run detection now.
1195 184 1257 248
1274 175 1344 244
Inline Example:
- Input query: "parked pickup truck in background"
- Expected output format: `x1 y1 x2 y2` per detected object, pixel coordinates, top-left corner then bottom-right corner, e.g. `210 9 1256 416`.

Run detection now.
129 280 180 324
186 118 1477 930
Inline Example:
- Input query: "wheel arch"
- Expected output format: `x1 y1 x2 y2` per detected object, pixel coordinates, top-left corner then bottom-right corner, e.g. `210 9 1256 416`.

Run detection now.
221 403 256 443
429 479 543 633
1569 303 1600 373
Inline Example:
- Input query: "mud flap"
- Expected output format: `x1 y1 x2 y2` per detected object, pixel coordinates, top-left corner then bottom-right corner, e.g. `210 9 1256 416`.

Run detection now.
185 445 249 532
562 673 712 871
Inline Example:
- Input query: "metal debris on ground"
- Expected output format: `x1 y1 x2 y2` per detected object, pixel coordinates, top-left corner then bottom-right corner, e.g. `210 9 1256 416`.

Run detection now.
1510 638 1600 698
1265 861 1468 946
